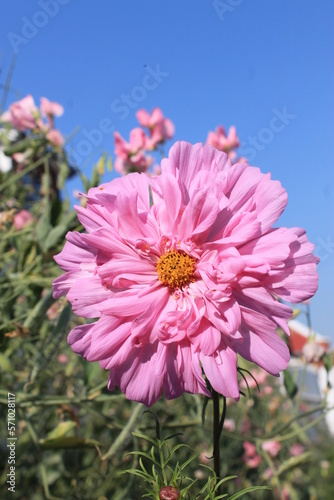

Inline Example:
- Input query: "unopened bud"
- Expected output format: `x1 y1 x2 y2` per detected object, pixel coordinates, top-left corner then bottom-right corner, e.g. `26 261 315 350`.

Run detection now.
159 485 180 500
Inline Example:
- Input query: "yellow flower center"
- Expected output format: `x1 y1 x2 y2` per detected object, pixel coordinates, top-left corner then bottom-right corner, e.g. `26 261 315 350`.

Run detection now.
156 250 196 289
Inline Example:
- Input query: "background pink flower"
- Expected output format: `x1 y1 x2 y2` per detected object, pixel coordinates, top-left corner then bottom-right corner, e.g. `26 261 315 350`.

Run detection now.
206 125 240 159
46 129 65 147
40 97 64 118
114 128 152 174
13 209 34 230
261 440 281 457
1 95 39 131
290 443 305 456
245 454 262 468
243 441 257 457
136 107 174 150
53 141 319 406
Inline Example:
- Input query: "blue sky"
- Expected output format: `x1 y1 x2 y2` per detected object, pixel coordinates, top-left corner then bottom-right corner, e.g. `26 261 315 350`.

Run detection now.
1 0 333 340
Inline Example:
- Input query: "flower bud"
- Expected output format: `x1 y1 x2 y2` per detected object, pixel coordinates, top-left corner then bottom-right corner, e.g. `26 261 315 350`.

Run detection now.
159 485 180 500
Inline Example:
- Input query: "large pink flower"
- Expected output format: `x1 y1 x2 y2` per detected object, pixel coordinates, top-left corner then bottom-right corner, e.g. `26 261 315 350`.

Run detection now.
53 142 319 406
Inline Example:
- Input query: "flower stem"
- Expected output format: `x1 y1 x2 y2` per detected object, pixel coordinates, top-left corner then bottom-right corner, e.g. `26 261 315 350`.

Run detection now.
212 390 227 494
212 390 220 481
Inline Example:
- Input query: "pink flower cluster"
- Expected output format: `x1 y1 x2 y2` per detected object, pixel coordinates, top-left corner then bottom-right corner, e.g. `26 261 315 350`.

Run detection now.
243 441 262 468
53 141 319 406
261 440 281 457
137 107 174 150
206 125 244 162
13 209 34 230
1 95 64 147
113 107 174 174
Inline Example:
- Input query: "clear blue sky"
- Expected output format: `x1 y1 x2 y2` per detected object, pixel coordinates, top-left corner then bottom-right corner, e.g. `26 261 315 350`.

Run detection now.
1 0 333 341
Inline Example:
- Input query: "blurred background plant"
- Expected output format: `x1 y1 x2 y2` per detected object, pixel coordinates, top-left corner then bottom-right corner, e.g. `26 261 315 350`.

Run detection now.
1 83 333 499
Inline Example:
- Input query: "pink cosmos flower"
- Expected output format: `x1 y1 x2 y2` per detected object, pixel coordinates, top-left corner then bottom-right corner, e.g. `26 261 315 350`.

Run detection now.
53 141 319 406
40 97 64 118
1 95 39 131
240 367 268 390
40 97 64 129
245 454 262 468
136 107 175 150
46 129 65 147
114 128 152 174
224 418 236 432
242 440 262 468
13 209 34 230
261 440 281 457
243 441 257 458
302 340 325 363
290 443 305 456
206 125 240 159
263 468 274 480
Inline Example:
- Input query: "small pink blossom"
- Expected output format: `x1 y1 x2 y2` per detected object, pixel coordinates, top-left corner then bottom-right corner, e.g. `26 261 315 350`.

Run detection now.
13 210 34 230
280 487 291 500
206 125 240 158
58 354 69 364
114 128 152 174
302 340 325 363
240 418 251 434
1 95 39 131
224 418 236 432
245 454 262 468
263 468 273 480
53 141 319 406
240 368 268 390
13 152 28 167
290 444 305 456
136 107 174 150
243 441 256 457
261 440 281 457
40 97 64 118
199 452 211 464
46 129 65 147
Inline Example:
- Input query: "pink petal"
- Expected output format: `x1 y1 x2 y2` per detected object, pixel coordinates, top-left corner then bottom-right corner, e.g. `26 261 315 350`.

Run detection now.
200 344 240 398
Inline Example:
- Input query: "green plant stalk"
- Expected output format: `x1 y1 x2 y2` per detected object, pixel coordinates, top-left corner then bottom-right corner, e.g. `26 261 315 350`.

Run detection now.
158 439 168 486
102 402 143 460
212 390 221 486
0 152 52 191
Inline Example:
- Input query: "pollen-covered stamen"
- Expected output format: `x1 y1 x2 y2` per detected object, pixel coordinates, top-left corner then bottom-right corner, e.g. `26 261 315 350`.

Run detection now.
156 250 196 289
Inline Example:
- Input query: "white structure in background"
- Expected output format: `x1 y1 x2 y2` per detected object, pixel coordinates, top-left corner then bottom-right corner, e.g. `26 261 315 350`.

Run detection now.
286 319 334 436
318 366 334 436
0 129 18 172
0 144 12 172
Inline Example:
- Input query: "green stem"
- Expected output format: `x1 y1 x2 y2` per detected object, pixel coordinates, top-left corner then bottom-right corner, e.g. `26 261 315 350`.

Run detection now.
212 390 221 483
0 152 52 191
212 391 227 495
102 402 143 460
